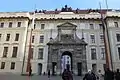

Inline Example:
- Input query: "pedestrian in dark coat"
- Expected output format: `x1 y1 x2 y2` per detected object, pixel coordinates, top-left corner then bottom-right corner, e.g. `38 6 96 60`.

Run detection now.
115 69 120 80
48 70 50 78
62 69 69 80
104 68 114 80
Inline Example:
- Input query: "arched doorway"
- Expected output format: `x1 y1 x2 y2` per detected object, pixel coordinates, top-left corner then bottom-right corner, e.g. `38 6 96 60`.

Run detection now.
61 51 72 73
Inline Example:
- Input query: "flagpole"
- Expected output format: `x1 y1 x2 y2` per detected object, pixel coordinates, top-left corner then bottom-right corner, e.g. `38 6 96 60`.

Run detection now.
99 2 111 70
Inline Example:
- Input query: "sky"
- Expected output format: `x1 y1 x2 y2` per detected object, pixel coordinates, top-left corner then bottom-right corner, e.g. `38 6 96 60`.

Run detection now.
0 0 120 12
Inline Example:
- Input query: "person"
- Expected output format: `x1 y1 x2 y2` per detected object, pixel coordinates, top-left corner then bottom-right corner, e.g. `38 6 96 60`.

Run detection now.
62 69 73 80
29 66 32 76
115 69 120 80
98 70 103 80
104 68 114 80
83 69 96 80
48 70 50 78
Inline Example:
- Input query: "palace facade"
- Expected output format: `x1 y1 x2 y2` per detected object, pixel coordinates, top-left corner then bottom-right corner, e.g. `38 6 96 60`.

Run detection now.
0 6 120 75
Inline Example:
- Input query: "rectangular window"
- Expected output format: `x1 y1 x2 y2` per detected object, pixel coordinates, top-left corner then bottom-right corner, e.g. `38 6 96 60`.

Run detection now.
12 47 18 58
91 48 97 60
0 34 1 41
1 62 5 69
41 24 45 29
90 35 95 43
32 36 34 43
39 35 44 43
10 62 15 70
90 24 94 29
30 48 33 59
9 22 12 28
0 23 4 28
6 34 10 41
38 48 43 59
99 24 103 29
118 47 120 60
3 47 8 57
17 22 21 27
15 33 19 41
116 34 120 42
114 22 118 27
100 34 104 43
101 48 105 60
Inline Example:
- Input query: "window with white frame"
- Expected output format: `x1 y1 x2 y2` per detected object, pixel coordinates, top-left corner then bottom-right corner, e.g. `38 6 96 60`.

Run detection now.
39 35 44 43
41 24 45 29
91 48 97 60
90 34 95 43
0 23 4 28
90 24 94 29
116 34 120 42
32 35 34 43
101 48 105 60
100 34 104 43
118 47 120 60
3 47 8 57
114 22 118 27
38 48 43 59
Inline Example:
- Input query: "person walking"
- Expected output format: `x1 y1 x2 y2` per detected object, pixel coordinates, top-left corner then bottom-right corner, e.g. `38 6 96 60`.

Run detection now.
104 68 114 80
115 69 120 80
83 69 97 80
62 69 73 80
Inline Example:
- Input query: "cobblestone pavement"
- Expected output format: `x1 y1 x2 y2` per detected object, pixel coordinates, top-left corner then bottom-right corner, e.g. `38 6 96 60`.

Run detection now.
0 74 104 80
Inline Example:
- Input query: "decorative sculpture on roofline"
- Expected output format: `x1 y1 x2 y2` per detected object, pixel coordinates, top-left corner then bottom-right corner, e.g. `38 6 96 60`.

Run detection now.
61 5 73 12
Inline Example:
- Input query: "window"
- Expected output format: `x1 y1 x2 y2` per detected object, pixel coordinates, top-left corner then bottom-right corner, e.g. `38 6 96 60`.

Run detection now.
90 35 95 43
100 34 104 43
90 24 94 29
15 33 19 41
0 34 1 41
3 47 8 57
1 62 5 69
99 24 103 29
32 36 34 43
17 22 21 27
114 22 118 27
39 35 44 43
30 48 33 59
41 24 45 29
10 62 15 70
38 48 43 59
0 23 4 28
91 48 97 60
118 47 120 60
101 48 105 60
116 34 120 42
9 22 12 28
6 34 10 41
12 47 18 58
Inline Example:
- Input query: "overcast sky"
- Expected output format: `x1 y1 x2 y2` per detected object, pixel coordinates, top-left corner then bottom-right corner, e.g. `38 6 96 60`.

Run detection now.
0 0 120 12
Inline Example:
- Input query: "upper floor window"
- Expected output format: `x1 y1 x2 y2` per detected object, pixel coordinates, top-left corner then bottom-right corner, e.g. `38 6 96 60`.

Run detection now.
9 22 12 28
0 34 1 41
100 34 104 43
99 24 103 29
101 48 105 60
41 24 45 29
6 34 10 41
114 22 118 27
90 34 95 43
38 48 43 59
15 33 19 41
1 62 5 69
116 34 120 42
91 48 97 60
39 35 44 43
30 48 33 59
12 47 18 58
10 62 15 70
90 24 94 29
17 22 21 27
32 35 34 43
118 47 120 60
0 23 4 28
3 47 8 58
